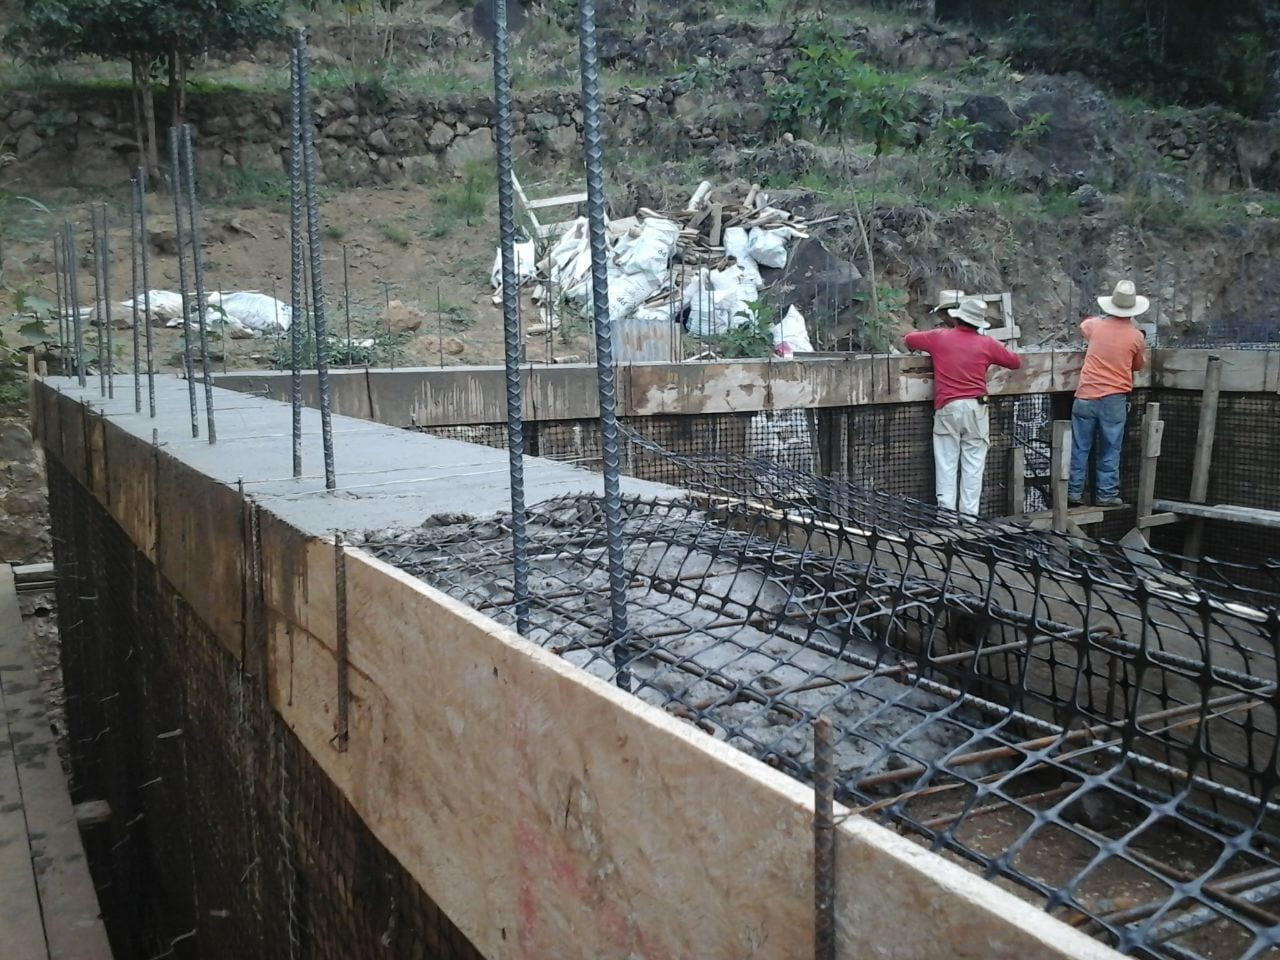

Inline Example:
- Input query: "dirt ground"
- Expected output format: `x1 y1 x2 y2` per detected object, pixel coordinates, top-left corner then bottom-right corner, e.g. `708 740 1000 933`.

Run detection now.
0 178 594 376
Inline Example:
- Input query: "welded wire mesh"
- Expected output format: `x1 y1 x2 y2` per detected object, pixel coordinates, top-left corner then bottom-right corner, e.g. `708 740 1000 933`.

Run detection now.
365 430 1280 960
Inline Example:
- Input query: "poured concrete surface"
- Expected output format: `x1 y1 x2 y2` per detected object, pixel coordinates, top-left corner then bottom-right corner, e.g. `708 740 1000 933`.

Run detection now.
42 375 681 533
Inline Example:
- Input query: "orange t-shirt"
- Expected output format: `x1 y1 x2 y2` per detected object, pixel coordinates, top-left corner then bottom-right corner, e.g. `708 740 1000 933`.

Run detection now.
1076 316 1147 399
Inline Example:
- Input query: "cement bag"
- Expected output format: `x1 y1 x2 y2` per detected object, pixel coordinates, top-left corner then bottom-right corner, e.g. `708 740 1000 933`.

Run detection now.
206 291 292 333
709 263 760 322
121 290 186 322
607 269 661 324
488 240 538 289
683 269 743 339
722 226 763 285
747 227 790 268
771 305 814 356
612 217 679 279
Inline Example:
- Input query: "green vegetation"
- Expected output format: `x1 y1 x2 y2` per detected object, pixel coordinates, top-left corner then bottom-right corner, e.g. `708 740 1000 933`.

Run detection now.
380 222 412 246
3 0 286 177
714 300 777 359
210 166 292 210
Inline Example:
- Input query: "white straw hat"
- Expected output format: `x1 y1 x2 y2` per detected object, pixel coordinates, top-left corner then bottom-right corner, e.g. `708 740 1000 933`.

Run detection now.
1097 280 1150 318
947 297 991 330
932 289 966 313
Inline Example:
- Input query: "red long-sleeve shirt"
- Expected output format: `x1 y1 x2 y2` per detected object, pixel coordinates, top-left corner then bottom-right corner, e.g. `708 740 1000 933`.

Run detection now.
904 326 1021 410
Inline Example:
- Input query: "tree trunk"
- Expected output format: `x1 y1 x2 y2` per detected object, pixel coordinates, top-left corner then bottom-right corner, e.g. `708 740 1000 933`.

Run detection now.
168 46 179 131
130 55 145 169
1264 3 1280 119
139 66 160 183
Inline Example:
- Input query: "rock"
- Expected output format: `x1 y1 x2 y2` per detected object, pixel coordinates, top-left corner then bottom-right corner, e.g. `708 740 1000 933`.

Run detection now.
444 128 494 167
427 121 454 151
1070 184 1105 214
956 95 1020 153
401 153 441 181
1245 201 1265 216
7 109 35 131
15 128 42 159
385 117 421 148
443 336 465 356
237 141 283 172
368 128 393 154
0 421 33 462
383 299 425 334
526 112 558 132
204 115 233 135
322 117 359 140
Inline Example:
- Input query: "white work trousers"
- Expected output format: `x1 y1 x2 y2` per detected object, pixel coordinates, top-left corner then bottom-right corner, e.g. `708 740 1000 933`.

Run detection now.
932 398 990 516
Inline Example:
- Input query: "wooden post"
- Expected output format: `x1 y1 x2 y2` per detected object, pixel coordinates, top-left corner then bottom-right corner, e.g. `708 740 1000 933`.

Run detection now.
1051 420 1070 533
1182 356 1222 570
1136 402 1163 537
1008 445 1026 516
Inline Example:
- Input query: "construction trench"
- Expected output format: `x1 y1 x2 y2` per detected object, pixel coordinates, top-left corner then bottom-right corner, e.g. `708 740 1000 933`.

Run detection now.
27 347 1280 960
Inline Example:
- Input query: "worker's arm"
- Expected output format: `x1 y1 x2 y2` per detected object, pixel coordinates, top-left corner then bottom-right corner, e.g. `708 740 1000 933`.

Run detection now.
1132 331 1148 371
989 341 1021 370
903 330 935 353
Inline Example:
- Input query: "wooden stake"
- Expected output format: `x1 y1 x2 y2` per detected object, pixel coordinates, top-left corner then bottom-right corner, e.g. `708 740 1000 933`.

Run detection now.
1008 445 1026 517
1136 402 1164 535
1182 356 1223 571
1050 421 1070 533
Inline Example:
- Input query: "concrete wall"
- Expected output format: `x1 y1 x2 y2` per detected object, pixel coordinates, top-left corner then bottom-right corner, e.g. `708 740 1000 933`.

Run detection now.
33 375 1117 960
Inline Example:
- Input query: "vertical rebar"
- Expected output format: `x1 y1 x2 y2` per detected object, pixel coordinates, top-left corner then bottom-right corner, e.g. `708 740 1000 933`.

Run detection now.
342 244 352 365
65 223 86 387
136 170 156 417
90 206 106 396
168 128 199 438
181 125 217 443
288 47 304 478
491 0 531 634
128 181 141 411
52 236 66 375
437 282 444 368
576 0 632 686
100 204 115 399
296 29 336 490
813 716 836 960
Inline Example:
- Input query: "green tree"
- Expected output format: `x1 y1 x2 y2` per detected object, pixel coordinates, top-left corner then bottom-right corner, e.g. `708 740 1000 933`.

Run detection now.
4 0 285 179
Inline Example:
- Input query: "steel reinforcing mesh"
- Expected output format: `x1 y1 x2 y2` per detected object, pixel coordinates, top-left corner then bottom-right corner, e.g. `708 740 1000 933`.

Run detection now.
366 426 1280 960
47 456 483 960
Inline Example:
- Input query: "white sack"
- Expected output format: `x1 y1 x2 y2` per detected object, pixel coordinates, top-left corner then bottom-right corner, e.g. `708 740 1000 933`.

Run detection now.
683 268 745 339
488 240 538 289
722 226 763 284
206 291 292 333
120 290 187 322
771 305 814 356
747 227 790 268
612 218 680 279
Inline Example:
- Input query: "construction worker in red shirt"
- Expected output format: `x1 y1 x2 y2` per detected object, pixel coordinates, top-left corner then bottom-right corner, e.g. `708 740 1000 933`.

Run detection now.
1067 280 1149 507
905 297 1021 516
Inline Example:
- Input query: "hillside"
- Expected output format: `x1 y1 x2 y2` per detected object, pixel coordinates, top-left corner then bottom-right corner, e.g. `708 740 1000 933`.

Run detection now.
0 0 1278 387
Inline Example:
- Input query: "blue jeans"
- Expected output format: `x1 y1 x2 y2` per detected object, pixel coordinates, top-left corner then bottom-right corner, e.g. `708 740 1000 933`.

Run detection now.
1068 394 1128 501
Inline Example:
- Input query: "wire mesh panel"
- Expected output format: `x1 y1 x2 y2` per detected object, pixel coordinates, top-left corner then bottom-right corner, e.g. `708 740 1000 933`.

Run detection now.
47 457 484 960
364 431 1280 960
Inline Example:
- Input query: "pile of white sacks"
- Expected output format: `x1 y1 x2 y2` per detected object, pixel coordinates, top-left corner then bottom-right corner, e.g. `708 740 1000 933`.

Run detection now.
491 195 816 356
83 290 292 339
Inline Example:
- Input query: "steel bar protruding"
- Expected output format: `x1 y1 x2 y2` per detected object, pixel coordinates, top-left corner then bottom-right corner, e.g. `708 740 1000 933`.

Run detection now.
288 47 304 478
99 205 114 399
576 0 632 686
65 223 85 387
168 128 199 438
128 179 141 412
90 206 106 396
342 244 352 364
136 169 156 417
813 716 836 960
181 125 217 443
295 30 336 490
52 235 65 375
490 0 531 635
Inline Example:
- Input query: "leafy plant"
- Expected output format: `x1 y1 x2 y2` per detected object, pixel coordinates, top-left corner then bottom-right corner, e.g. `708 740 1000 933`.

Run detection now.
931 116 987 179
769 38 919 156
853 284 906 353
714 299 777 359
1013 111 1052 145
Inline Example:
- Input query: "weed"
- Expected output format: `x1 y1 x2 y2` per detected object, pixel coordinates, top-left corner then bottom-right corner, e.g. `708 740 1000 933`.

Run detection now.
1012 111 1052 145
213 167 292 209
713 300 777 359
324 224 345 241
929 116 987 180
381 222 412 246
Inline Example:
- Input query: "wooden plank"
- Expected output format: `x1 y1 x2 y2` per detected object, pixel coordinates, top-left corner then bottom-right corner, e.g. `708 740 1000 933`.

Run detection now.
1137 512 1180 529
256 519 1116 960
1008 446 1025 516
1136 403 1163 528
0 569 47 960
1182 355 1223 571
1154 500 1280 530
1051 420 1070 533
524 193 588 210
0 565 112 960
1151 349 1273 392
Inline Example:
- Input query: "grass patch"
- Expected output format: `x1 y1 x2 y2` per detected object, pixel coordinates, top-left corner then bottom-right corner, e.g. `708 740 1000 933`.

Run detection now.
381 222 412 246
209 166 292 210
